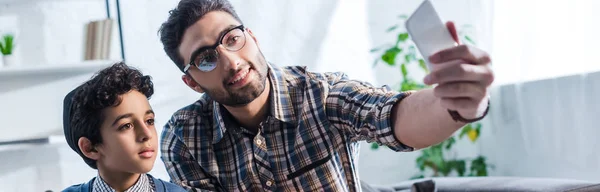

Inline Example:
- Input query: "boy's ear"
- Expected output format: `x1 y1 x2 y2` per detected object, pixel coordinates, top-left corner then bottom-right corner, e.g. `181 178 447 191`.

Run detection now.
78 137 101 160
182 74 204 93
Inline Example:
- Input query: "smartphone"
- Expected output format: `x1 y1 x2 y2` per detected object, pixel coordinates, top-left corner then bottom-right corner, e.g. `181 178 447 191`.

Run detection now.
405 0 457 71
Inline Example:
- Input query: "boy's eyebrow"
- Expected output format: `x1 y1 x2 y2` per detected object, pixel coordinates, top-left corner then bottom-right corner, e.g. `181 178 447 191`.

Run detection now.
112 114 133 126
111 110 155 126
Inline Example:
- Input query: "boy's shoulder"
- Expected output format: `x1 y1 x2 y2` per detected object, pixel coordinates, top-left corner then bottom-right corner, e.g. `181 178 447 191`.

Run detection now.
61 178 94 192
61 175 186 192
150 175 188 192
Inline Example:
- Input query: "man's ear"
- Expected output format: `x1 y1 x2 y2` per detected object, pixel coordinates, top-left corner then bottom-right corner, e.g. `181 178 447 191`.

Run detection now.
246 28 259 47
182 74 204 93
78 137 100 160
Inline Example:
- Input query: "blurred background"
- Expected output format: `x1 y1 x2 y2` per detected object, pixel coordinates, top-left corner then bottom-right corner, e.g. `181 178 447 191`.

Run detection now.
0 0 599 191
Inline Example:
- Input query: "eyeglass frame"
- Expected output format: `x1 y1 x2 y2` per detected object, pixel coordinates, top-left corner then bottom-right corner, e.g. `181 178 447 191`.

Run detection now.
183 24 247 73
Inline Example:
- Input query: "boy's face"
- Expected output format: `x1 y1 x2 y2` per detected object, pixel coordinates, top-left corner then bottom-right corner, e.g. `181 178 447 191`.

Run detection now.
95 90 157 174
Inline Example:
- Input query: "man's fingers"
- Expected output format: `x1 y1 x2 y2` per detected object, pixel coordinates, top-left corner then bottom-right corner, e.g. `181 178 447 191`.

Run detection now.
424 61 494 85
433 82 487 99
446 21 459 43
429 44 491 65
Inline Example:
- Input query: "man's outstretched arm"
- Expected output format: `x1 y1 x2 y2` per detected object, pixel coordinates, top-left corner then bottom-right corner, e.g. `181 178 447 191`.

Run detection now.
393 21 493 149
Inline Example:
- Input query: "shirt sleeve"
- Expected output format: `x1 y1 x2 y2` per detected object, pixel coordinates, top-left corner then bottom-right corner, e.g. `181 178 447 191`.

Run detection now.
160 117 220 192
323 72 414 152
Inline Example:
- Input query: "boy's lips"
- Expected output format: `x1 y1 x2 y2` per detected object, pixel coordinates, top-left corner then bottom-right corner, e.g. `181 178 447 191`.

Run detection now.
138 147 155 158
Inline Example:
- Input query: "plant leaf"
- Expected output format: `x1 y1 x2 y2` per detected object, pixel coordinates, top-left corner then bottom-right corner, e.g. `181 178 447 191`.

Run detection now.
404 54 412 63
370 142 379 150
418 59 428 73
369 47 381 53
0 43 6 55
397 33 410 44
410 174 425 180
459 124 472 139
398 14 408 19
416 155 426 171
464 35 476 45
470 156 489 176
429 145 445 170
444 137 456 150
400 63 408 78
369 44 387 53
381 47 402 66
372 59 379 68
386 25 399 32
452 160 466 176
1 34 14 55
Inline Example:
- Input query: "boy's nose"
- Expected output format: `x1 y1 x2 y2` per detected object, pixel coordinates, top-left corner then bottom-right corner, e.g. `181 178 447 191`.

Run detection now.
136 123 153 142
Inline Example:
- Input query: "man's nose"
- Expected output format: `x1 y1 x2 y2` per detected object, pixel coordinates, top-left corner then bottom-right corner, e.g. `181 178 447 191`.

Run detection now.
216 44 242 71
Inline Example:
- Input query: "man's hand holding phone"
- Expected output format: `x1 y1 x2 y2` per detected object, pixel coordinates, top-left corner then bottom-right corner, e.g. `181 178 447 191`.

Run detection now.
424 21 494 120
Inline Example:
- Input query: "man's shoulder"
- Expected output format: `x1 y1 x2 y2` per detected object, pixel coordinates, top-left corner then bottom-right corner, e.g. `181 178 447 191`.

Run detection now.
277 65 349 86
166 96 213 127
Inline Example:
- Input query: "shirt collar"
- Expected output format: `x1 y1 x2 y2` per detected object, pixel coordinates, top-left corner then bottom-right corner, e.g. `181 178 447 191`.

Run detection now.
92 173 154 192
212 63 297 144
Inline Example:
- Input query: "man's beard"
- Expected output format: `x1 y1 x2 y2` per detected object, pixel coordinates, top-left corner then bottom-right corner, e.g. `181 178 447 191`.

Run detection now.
203 52 269 107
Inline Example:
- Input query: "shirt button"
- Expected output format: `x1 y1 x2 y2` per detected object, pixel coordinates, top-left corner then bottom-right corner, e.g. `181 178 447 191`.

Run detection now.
255 139 262 145
266 180 273 187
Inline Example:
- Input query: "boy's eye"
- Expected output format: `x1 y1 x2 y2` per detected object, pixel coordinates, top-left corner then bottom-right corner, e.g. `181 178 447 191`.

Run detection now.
146 118 155 125
119 123 133 130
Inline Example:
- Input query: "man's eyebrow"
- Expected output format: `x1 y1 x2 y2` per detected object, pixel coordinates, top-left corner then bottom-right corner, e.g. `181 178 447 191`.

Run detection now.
189 24 238 62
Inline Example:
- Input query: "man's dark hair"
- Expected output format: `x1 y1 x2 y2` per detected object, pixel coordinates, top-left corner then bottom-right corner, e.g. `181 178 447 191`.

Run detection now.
158 0 243 72
68 62 154 169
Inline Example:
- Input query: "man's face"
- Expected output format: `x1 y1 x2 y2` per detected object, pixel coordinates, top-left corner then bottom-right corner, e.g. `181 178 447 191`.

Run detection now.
95 90 158 174
179 11 269 107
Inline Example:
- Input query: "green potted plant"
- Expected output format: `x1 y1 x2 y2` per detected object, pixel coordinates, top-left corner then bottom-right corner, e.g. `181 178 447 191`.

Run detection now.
369 15 491 179
0 34 16 67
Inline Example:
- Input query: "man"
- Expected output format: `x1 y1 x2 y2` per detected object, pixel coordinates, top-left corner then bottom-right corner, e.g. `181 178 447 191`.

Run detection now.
158 0 493 191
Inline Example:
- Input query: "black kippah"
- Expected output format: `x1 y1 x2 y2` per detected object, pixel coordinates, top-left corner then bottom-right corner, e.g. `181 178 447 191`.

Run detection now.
62 86 82 155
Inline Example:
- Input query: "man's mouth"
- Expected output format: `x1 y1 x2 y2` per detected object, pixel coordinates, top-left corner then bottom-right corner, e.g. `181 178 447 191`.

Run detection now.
227 68 252 87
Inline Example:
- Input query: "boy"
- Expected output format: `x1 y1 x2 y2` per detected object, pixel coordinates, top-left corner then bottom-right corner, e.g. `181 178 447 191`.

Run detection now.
61 62 185 192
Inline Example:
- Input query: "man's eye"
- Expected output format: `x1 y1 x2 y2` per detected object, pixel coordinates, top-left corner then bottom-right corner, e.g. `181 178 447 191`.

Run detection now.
227 36 240 46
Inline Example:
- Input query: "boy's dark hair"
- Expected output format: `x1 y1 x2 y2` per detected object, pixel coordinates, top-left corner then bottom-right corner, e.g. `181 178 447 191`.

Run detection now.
158 0 242 72
64 62 154 169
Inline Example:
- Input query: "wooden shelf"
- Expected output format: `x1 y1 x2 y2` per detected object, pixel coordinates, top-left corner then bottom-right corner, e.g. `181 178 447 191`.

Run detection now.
0 60 118 93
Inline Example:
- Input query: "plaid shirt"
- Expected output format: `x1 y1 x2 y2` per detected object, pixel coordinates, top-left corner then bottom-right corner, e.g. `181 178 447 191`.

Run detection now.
93 173 154 192
161 64 414 192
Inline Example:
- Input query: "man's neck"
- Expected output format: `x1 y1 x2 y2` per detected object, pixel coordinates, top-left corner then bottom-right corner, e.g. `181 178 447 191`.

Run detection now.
97 166 140 192
224 78 271 132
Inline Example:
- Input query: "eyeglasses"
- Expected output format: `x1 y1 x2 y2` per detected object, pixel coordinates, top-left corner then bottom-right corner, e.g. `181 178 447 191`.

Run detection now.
183 25 247 73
